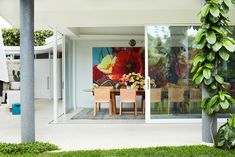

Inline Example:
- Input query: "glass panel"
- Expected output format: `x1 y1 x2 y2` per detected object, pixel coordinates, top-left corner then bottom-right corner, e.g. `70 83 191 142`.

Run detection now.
65 36 74 113
147 25 235 119
147 26 201 119
218 27 235 117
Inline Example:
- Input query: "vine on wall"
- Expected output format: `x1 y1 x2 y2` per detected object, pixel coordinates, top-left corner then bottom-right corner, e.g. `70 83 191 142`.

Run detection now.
192 0 235 149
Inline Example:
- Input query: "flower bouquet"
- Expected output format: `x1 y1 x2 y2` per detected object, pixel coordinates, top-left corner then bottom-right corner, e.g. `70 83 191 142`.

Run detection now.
120 72 145 89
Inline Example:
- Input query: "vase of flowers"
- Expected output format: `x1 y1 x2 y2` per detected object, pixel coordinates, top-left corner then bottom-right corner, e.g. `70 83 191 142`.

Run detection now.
120 72 145 89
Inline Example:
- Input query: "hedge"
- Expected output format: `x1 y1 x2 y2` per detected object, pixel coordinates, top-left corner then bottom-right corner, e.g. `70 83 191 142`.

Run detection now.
1 28 53 46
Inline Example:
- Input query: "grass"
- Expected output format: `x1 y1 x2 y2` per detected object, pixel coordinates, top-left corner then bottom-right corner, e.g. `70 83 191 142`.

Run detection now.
0 142 59 156
0 145 235 157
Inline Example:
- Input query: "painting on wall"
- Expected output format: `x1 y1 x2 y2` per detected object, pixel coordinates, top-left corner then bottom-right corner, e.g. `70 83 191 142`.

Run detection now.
93 47 145 88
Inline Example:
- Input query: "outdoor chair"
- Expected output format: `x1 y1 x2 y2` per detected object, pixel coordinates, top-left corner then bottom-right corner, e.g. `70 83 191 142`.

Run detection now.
119 88 137 116
150 88 162 112
93 88 112 116
167 87 184 114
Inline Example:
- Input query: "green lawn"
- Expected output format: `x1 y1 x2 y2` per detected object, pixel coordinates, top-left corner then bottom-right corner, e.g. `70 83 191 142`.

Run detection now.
1 145 235 157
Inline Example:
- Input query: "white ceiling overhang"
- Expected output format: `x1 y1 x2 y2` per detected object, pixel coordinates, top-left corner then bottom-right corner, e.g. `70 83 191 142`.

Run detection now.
0 0 234 36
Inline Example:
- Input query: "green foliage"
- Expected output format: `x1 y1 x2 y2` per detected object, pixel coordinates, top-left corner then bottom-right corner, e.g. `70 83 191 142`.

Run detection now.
1 28 20 46
34 30 53 46
192 0 235 114
0 142 59 155
192 0 235 149
215 115 235 149
1 28 53 46
38 146 235 157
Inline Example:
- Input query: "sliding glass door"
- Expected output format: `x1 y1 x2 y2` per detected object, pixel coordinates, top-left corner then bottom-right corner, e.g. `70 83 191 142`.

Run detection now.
145 25 235 122
145 25 202 122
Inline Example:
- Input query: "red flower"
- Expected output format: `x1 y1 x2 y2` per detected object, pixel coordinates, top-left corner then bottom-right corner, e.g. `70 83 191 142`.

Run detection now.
109 50 144 81
93 65 104 81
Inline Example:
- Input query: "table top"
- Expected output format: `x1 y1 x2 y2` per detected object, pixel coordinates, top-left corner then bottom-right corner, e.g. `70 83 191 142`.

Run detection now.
83 88 145 93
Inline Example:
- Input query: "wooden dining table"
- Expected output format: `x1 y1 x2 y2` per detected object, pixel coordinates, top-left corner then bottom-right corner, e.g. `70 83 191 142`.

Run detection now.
83 89 145 114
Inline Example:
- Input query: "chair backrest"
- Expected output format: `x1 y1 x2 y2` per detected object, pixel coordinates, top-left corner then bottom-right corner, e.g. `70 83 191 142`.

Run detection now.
99 86 113 90
190 88 201 100
120 88 136 102
168 87 184 102
150 88 162 102
94 88 111 102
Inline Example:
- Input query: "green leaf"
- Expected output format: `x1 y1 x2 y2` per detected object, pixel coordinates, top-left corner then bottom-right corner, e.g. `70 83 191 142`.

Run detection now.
209 95 219 107
210 5 220 17
224 0 232 7
191 65 198 73
206 31 216 44
223 39 235 52
220 100 230 110
201 97 210 109
220 9 229 18
212 42 222 51
204 63 213 69
203 68 211 79
193 55 206 66
211 0 221 3
209 14 219 23
219 91 226 101
219 49 230 61
204 77 214 85
201 3 211 17
207 52 215 61
195 74 204 85
211 83 217 89
215 74 224 84
211 26 224 34
195 29 204 43
195 37 207 49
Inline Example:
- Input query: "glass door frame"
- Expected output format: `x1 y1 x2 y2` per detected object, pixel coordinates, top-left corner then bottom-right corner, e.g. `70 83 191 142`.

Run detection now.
144 24 203 123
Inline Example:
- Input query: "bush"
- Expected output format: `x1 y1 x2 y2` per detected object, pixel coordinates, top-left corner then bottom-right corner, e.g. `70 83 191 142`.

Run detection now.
1 28 20 46
1 28 53 46
215 115 235 149
0 142 59 155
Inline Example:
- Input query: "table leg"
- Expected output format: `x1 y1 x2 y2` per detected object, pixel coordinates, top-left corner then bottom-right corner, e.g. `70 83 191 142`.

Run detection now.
111 93 117 114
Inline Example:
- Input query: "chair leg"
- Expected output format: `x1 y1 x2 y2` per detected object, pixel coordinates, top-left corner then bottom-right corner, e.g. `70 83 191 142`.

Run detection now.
189 101 192 113
143 99 145 114
141 98 145 114
93 102 97 116
168 101 170 114
134 101 137 116
159 101 163 113
109 101 112 116
119 102 122 115
98 103 101 112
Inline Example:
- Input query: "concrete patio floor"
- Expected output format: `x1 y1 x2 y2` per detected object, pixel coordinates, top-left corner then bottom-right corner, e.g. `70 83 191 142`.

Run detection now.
0 99 217 151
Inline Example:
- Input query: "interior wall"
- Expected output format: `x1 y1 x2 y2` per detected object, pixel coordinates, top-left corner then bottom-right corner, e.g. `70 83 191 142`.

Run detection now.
75 40 144 108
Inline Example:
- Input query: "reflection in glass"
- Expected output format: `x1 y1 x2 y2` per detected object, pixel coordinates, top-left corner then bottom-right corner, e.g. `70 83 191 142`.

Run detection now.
147 26 235 119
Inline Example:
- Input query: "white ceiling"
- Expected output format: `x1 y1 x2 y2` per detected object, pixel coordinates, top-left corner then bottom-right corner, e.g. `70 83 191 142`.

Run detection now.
0 0 234 37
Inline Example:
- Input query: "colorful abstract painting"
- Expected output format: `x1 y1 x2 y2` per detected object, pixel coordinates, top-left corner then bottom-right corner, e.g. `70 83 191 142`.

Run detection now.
93 47 145 87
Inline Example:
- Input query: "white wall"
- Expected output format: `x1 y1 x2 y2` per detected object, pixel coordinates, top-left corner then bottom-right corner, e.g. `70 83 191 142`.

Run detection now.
75 40 144 108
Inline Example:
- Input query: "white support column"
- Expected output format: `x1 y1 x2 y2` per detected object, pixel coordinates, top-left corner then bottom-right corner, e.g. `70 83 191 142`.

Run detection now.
62 36 66 115
20 0 35 142
72 40 76 110
53 28 58 123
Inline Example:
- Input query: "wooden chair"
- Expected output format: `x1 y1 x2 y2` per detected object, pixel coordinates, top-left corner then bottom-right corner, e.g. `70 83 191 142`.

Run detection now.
189 88 201 113
167 87 184 114
150 88 162 112
97 86 113 112
119 88 137 116
93 88 112 116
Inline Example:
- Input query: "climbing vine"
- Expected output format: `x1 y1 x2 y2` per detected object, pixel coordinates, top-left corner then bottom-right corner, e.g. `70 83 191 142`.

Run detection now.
192 0 235 148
